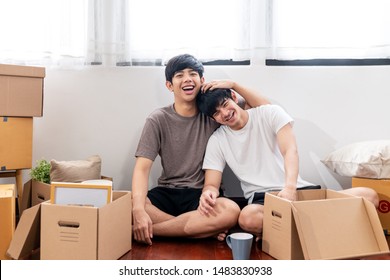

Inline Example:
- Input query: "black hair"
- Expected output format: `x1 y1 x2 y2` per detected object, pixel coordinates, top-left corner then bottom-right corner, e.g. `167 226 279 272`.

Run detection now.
165 54 204 82
196 88 232 118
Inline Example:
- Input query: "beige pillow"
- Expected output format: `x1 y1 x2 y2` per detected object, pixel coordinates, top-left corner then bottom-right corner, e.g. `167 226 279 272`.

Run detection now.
50 155 102 183
321 140 390 179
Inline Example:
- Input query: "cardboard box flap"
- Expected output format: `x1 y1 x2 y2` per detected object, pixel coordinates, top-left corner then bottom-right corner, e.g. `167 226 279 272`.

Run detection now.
291 197 390 260
7 203 41 259
98 191 132 259
0 64 45 78
20 180 33 215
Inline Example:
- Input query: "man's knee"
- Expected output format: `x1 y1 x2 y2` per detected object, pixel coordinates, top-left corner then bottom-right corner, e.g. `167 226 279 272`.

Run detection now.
343 187 379 208
215 198 240 225
361 187 379 208
238 209 263 233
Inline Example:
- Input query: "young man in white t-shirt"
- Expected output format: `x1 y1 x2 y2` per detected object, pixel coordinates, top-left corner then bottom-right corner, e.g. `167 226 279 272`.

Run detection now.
132 54 270 245
196 88 379 240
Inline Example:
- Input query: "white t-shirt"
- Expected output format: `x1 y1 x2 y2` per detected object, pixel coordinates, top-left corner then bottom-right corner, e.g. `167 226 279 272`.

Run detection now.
202 104 314 202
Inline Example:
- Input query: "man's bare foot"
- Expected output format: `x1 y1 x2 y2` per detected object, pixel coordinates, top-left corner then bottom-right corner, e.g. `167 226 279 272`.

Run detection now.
255 232 262 242
215 230 228 241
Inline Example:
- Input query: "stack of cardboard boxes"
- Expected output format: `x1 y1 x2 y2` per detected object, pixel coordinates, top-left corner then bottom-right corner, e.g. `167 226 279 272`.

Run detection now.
1 64 132 260
0 64 45 260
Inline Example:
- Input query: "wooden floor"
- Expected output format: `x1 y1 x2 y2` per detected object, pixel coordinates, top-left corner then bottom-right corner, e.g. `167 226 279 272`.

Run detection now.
120 235 390 260
120 236 273 260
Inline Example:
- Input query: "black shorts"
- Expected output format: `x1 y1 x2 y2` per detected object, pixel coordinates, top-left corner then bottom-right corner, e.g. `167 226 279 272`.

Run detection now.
251 185 322 205
147 186 202 217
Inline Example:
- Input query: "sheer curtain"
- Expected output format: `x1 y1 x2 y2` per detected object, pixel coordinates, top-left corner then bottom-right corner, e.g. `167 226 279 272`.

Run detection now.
0 0 87 67
87 0 256 66
3 0 389 67
0 0 260 67
268 0 390 60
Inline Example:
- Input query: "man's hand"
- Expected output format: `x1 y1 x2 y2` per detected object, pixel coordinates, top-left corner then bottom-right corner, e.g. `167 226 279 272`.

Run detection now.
132 208 153 245
277 186 298 201
198 189 219 216
201 80 235 92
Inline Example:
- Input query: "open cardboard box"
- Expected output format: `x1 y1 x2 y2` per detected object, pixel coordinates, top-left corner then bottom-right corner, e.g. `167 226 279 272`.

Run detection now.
262 189 389 260
7 191 132 260
0 63 45 117
352 177 390 235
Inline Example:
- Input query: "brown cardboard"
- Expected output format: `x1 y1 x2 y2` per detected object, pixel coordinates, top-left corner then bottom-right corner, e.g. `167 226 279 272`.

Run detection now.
0 117 33 170
0 64 45 117
20 179 51 215
0 184 16 260
292 197 389 259
40 191 132 260
352 177 390 234
262 189 389 260
6 203 41 260
8 191 131 260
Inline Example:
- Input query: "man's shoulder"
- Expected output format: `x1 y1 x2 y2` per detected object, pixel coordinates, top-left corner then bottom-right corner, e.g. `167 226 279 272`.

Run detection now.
252 104 281 112
212 125 228 138
147 104 173 119
250 104 288 117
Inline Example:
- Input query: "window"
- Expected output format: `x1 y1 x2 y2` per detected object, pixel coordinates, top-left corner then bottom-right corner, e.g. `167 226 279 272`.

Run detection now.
267 0 390 65
0 0 254 67
98 0 252 66
0 0 87 66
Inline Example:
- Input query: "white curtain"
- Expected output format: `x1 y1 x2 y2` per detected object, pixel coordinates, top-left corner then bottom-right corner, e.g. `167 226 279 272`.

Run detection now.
2 0 389 67
268 0 390 60
0 0 261 67
87 0 257 66
0 0 87 67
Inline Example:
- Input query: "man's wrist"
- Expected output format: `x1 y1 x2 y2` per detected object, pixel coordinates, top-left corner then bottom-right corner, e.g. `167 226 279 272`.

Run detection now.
284 184 297 190
203 185 219 195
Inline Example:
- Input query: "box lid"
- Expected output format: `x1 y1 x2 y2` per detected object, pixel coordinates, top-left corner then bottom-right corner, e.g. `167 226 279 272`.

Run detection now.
0 64 45 78
6 204 41 260
291 197 390 259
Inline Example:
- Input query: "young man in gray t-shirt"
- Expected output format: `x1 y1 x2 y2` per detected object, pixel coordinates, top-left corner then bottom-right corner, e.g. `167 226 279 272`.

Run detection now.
131 54 270 245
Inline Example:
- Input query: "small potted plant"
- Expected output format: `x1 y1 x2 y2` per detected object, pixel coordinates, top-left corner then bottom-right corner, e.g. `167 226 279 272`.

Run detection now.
30 159 51 184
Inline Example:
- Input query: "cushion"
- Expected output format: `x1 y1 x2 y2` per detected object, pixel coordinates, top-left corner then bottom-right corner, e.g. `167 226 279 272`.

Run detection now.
50 155 102 183
321 140 390 179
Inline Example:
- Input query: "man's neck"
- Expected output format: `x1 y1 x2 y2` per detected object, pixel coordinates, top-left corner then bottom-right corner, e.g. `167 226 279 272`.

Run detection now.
173 101 198 117
231 110 249 130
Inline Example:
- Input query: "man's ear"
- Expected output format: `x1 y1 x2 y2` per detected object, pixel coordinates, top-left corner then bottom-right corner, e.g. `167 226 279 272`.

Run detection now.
166 81 173 92
231 90 239 103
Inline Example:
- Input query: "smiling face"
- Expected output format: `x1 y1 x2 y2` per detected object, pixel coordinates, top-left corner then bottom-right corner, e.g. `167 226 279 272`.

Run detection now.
166 68 204 103
196 88 249 130
212 98 246 129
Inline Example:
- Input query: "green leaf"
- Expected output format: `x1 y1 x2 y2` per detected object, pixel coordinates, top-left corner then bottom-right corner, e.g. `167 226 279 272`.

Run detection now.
30 159 51 184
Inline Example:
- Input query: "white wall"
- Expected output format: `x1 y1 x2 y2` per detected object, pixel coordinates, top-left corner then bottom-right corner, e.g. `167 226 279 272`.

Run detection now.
3 64 390 196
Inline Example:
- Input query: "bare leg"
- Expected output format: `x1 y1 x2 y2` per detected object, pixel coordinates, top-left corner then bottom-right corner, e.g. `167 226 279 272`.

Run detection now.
151 197 240 239
238 204 264 241
340 187 379 208
144 197 175 223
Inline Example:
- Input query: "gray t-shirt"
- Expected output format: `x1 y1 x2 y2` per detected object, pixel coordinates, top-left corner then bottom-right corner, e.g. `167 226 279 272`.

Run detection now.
135 104 220 189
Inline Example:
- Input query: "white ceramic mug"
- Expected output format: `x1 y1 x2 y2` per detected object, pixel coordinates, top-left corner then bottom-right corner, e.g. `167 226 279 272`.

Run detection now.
226 232 253 260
